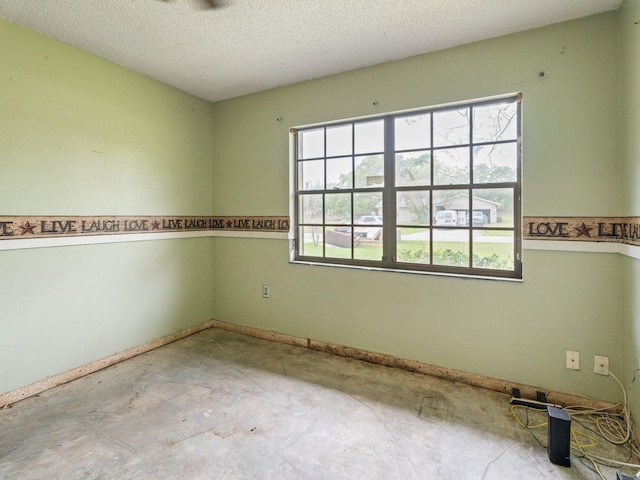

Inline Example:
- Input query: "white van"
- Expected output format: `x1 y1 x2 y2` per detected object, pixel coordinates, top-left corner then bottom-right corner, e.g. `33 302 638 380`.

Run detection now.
434 210 458 226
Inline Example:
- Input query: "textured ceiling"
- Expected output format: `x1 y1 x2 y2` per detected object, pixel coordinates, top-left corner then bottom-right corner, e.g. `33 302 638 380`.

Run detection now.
0 0 622 102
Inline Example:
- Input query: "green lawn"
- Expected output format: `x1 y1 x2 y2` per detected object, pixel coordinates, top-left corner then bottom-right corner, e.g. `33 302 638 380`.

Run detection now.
302 238 514 269
301 242 382 261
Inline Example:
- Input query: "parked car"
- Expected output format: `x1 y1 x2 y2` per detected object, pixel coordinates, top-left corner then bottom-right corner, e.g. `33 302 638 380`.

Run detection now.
356 215 383 224
434 210 458 226
472 211 488 226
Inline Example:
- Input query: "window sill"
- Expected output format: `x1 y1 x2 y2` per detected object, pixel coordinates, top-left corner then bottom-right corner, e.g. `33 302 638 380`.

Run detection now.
289 258 523 282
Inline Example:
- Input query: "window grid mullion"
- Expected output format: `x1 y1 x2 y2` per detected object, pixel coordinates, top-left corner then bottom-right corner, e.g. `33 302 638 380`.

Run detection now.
351 123 356 259
383 115 395 266
322 193 326 258
429 111 434 265
514 98 523 276
323 127 327 258
469 106 474 268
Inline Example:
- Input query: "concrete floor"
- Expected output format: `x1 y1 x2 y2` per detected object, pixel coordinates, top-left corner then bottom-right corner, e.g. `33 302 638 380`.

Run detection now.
0 328 636 479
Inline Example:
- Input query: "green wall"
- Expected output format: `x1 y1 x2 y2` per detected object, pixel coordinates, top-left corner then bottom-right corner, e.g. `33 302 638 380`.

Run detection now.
0 19 215 394
2 5 636 408
620 0 640 420
212 12 623 402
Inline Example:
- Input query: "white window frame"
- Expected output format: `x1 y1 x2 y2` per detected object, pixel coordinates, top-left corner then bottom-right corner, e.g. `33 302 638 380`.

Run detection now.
290 94 522 280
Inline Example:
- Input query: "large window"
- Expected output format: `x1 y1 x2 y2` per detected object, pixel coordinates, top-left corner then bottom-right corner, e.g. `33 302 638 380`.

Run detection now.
292 94 522 279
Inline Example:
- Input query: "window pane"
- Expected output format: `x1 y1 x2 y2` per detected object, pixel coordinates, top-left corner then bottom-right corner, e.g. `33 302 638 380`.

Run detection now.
326 124 353 157
472 188 513 227
298 128 324 159
433 108 470 147
397 191 430 226
433 228 469 267
327 156 352 190
354 191 383 261
473 101 517 143
395 151 431 187
325 193 351 224
397 228 430 264
433 190 468 226
298 194 323 224
354 192 382 223
354 120 384 154
395 114 430 151
433 147 470 185
354 154 384 188
472 231 514 270
473 143 517 184
354 235 382 261
299 226 323 257
298 159 324 190
325 227 353 258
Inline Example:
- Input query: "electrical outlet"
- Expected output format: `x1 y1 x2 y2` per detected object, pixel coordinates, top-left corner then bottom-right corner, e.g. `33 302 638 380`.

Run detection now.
262 284 270 299
566 351 580 370
594 355 609 375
